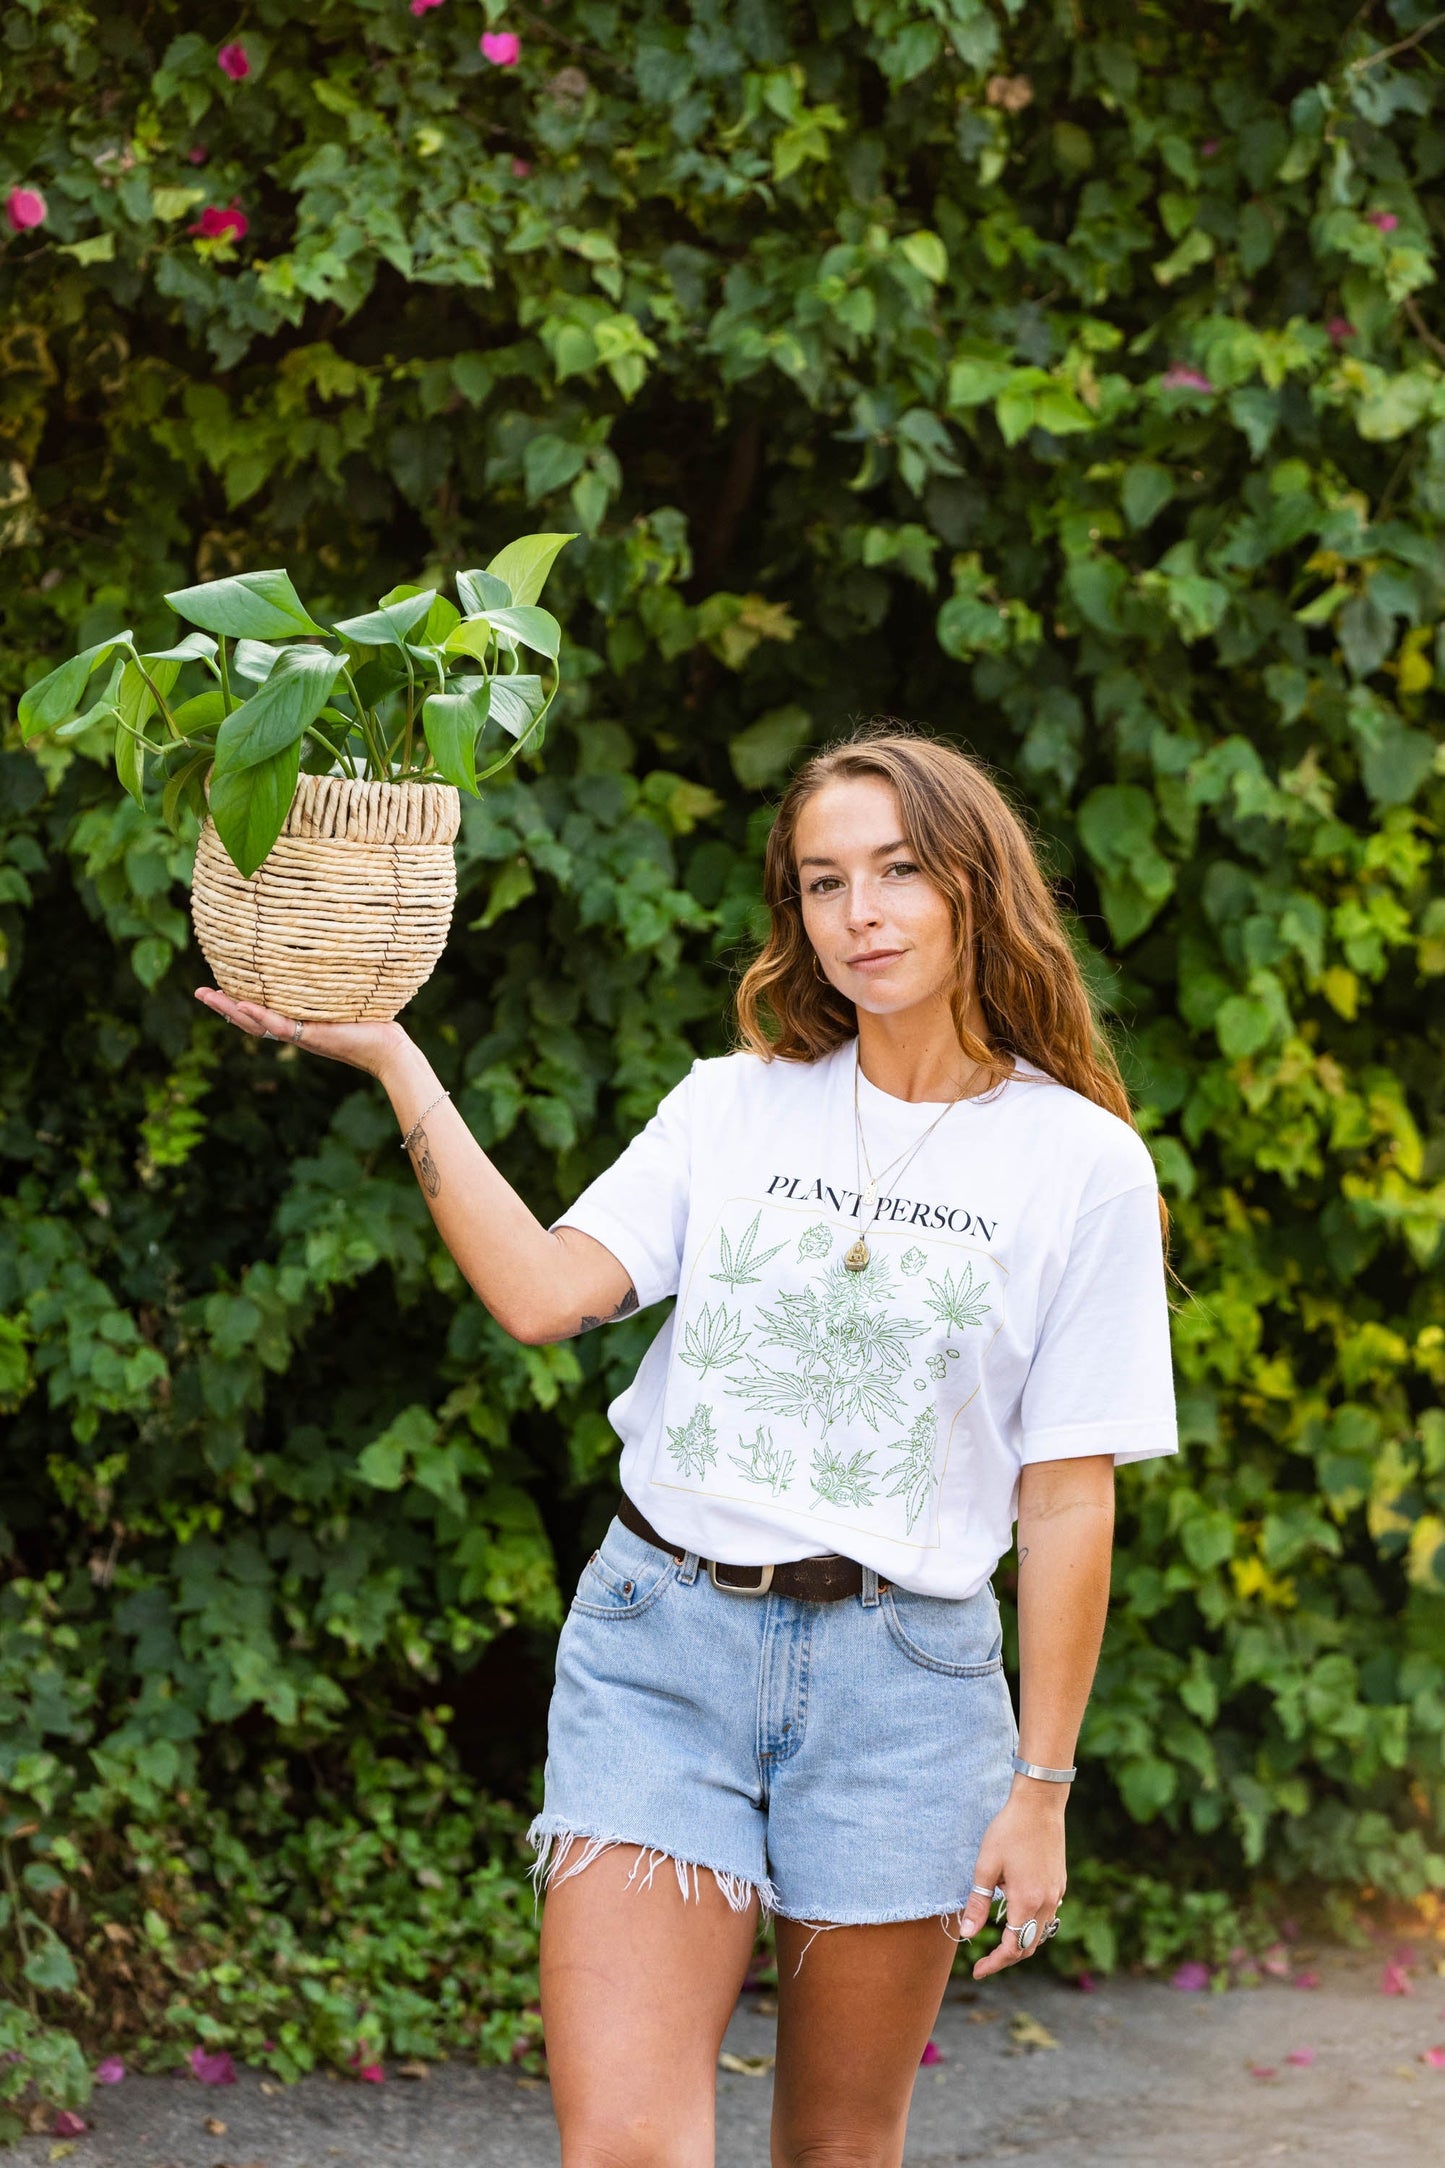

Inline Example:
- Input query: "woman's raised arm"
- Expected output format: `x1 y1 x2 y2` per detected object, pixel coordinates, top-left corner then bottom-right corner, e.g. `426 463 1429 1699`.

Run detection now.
194 991 637 1345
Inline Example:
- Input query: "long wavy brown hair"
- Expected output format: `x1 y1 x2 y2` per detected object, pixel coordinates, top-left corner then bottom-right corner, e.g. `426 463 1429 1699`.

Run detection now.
733 721 1162 1222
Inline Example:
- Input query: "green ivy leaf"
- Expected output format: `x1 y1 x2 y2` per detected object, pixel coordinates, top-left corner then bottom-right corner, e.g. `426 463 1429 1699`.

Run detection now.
165 570 326 640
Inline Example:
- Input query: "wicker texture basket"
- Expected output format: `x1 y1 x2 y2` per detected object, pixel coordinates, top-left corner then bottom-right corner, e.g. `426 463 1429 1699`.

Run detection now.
191 773 461 1021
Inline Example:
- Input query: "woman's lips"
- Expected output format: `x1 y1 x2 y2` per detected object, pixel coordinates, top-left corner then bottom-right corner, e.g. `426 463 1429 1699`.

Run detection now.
846 951 905 973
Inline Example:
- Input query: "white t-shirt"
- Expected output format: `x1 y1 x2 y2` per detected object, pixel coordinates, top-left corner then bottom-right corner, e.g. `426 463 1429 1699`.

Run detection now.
551 1037 1177 1598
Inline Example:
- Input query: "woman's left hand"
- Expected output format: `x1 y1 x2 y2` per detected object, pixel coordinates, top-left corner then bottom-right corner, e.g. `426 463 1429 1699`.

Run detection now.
956 1786 1067 1978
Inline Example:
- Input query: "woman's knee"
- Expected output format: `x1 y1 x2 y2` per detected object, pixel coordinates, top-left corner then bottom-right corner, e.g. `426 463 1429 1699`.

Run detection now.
561 2110 711 2168
772 2132 903 2168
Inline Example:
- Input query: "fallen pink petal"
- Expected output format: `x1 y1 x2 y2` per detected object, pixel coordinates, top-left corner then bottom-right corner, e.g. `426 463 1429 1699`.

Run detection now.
1171 1960 1211 1991
1381 1961 1413 1996
481 29 521 65
1075 1970 1098 1993
5 185 47 231
358 2063 385 2082
1261 1944 1291 1978
1420 2044 1445 2069
1249 2064 1278 2080
94 2057 126 2084
1285 2047 1315 2067
217 41 250 80
53 2111 87 2136
189 2046 237 2085
919 2039 942 2066
1293 1969 1321 1989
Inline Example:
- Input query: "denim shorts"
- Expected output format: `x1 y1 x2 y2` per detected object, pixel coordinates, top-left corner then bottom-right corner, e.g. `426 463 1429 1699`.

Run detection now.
527 1514 1018 1926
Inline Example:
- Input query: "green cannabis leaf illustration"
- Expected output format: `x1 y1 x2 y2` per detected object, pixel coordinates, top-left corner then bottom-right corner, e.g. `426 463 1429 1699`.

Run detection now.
729 1425 795 1495
883 1402 939 1532
922 1263 991 1331
679 1301 750 1376
711 1209 789 1290
810 1442 878 1509
728 1253 925 1433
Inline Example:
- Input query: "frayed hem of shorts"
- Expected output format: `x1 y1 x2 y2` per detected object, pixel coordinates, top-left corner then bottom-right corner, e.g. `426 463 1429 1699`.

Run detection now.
771 1900 979 1934
526 1817 777 1921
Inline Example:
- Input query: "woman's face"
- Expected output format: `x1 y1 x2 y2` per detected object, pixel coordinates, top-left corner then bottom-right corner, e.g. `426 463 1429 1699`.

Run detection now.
794 775 962 1019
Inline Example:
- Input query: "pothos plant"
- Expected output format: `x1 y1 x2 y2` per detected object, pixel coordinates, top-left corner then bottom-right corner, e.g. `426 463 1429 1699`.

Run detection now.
17 531 575 877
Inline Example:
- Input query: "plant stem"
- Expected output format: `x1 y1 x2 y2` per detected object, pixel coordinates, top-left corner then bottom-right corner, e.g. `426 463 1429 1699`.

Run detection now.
217 638 235 716
0 1842 38 2017
131 657 182 742
400 648 417 777
339 665 388 779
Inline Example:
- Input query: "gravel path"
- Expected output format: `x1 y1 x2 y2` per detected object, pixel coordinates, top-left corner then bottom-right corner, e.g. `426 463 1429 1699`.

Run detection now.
12 1949 1441 2165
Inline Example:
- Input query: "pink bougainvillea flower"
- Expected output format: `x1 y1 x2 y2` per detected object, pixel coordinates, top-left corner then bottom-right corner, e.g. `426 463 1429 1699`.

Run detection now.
510 156 532 177
187 144 209 165
1171 1961 1211 1991
94 2057 126 2084
5 186 47 231
1420 2044 1445 2068
1075 1971 1098 1993
53 2111 88 2136
357 2063 385 2082
1260 1944 1292 1978
1369 210 1399 232
481 29 521 65
1285 2047 1316 2067
1381 1960 1413 1996
188 201 248 242
1326 315 1355 344
1248 2065 1278 2081
217 42 250 80
1200 138 1219 156
1161 365 1214 395
918 2040 942 2066
1292 1969 1322 1989
189 2046 237 2085
410 0 446 12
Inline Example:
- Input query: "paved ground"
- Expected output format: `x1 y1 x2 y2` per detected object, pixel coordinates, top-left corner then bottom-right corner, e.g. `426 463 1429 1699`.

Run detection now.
12 1948 1444 2165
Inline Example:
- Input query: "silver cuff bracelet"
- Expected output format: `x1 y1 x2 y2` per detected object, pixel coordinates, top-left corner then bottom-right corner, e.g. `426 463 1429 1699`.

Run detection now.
1011 1754 1077 1783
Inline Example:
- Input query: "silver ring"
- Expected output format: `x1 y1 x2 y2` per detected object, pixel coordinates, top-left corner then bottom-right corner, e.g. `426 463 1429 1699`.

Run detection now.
969 1883 996 1898
1004 1918 1039 1954
1044 1919 1061 1940
292 1020 306 1044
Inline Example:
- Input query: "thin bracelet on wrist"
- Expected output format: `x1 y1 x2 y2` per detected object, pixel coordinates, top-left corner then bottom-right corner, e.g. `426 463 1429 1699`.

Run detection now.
399 1088 450 1153
1011 1754 1077 1784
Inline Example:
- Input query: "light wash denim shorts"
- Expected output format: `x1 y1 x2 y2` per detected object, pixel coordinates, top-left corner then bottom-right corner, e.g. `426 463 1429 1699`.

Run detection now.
527 1513 1018 1927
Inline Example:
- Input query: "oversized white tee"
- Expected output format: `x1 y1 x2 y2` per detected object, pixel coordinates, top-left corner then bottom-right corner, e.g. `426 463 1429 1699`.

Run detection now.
551 1037 1177 1598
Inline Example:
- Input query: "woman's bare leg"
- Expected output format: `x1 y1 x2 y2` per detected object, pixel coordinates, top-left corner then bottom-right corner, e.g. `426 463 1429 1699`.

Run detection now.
540 1845 761 2168
769 1916 957 2168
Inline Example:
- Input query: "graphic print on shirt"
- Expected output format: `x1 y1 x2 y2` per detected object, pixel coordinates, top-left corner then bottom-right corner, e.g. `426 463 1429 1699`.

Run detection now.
653 1195 1008 1550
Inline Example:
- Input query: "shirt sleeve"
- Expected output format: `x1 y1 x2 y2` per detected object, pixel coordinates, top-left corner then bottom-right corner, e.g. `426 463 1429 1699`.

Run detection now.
547 1062 697 1313
1018 1180 1178 1467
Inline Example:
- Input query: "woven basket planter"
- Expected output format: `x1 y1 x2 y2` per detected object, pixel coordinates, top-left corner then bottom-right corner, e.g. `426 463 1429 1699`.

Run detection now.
191 773 461 1021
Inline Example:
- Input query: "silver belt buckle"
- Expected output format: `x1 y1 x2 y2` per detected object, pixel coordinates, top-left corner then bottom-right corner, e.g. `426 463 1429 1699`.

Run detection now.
708 1558 774 1596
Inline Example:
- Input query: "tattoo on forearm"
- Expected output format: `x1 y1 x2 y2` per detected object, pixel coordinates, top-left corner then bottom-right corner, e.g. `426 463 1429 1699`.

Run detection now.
407 1126 442 1199
571 1285 639 1336
1018 1545 1029 1563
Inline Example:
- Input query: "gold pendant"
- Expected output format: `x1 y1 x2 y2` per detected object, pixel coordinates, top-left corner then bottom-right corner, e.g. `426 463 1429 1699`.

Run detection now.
843 1237 870 1273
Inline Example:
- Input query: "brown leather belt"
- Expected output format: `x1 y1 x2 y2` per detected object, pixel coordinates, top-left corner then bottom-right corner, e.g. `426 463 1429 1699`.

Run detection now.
617 1492 887 1603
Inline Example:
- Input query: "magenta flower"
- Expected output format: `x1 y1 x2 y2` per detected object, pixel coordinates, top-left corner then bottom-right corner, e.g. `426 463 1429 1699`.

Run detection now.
1285 2047 1316 2067
481 29 521 65
510 156 531 177
53 2112 88 2136
94 2057 126 2084
1422 2045 1445 2068
187 144 209 166
410 0 446 12
1326 315 1355 344
1171 1960 1211 1991
189 2046 237 2085
1381 1959 1412 1995
217 42 250 80
1292 1968 1321 1989
188 201 248 242
1075 1970 1098 1993
1369 210 1399 233
918 2040 942 2066
1200 138 1219 156
5 186 47 231
1161 365 1214 395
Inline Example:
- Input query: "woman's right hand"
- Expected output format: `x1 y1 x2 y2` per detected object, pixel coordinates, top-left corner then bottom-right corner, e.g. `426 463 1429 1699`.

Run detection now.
193 986 411 1082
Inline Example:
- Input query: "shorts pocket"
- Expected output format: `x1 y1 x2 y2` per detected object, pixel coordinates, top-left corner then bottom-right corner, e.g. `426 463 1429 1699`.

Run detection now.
569 1525 678 1620
882 1584 1004 1677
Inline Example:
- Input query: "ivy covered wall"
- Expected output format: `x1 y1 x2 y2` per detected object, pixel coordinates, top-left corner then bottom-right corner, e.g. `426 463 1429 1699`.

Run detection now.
2 0 1444 2127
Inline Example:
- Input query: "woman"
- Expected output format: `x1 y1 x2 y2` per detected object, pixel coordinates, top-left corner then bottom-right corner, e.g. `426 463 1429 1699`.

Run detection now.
197 724 1177 2168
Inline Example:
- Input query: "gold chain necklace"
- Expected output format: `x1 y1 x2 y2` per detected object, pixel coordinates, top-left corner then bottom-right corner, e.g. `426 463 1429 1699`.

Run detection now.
844 1046 971 1273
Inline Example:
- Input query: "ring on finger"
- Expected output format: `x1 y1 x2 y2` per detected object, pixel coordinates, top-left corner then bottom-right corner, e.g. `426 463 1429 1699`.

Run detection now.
1044 1919 1061 1940
1004 1918 1039 1954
